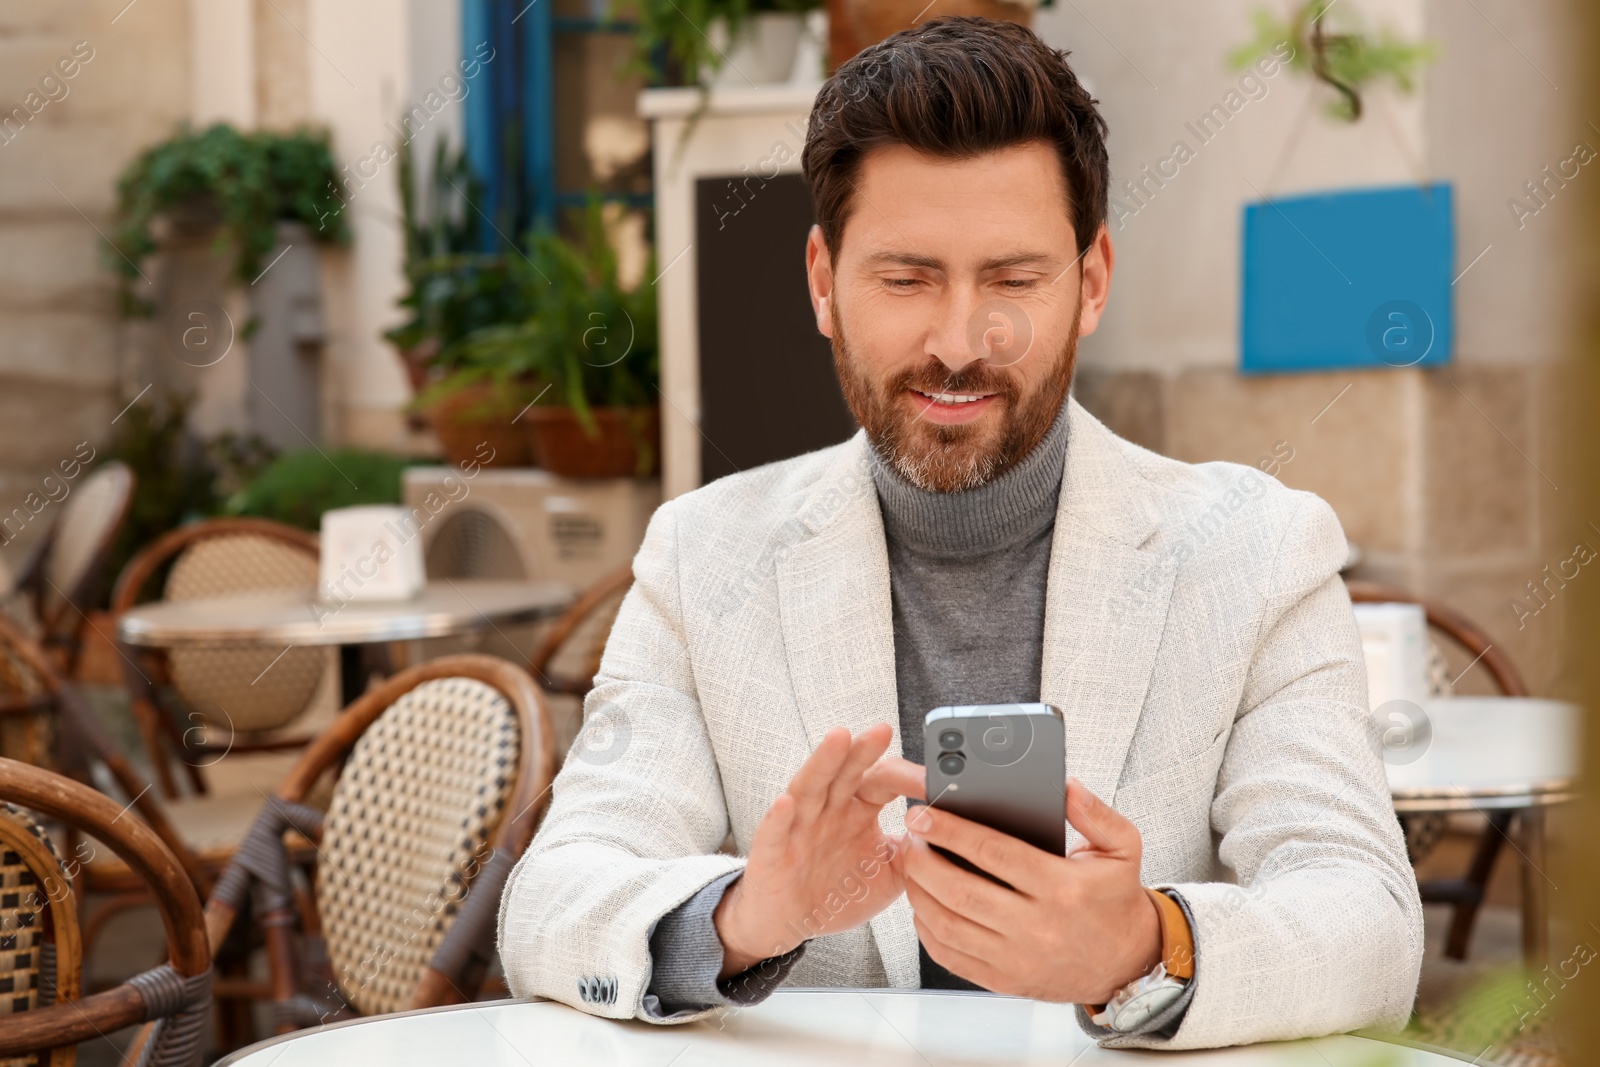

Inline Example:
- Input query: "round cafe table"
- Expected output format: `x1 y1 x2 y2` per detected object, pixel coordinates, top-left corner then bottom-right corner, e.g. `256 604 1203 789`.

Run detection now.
1385 696 1581 970
216 989 1486 1066
117 579 574 703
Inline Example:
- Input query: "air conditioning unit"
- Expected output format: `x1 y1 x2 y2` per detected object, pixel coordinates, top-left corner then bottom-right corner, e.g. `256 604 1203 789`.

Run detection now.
402 467 661 590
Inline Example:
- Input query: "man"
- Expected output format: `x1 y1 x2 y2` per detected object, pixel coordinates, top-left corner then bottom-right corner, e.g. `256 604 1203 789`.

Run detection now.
499 16 1422 1050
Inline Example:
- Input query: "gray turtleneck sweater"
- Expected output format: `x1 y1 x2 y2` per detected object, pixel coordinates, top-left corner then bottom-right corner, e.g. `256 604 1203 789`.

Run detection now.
641 400 1194 1037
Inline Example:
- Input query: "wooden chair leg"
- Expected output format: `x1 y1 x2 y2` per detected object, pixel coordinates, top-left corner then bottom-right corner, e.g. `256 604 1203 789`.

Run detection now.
130 696 181 800
1443 809 1512 960
263 902 303 1035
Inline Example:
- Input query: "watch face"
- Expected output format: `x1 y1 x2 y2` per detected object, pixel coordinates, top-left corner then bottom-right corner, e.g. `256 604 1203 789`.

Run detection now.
1112 984 1186 1032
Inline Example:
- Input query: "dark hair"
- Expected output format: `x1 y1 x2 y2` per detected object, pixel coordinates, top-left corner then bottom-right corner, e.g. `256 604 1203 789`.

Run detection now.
802 17 1110 257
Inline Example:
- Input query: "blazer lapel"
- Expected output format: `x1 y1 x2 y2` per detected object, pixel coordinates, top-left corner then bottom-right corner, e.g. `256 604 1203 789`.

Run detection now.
1041 401 1176 837
773 431 920 986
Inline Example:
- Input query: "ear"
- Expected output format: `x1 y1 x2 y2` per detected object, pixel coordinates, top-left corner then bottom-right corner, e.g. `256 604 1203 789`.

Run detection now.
1075 223 1115 338
806 224 835 339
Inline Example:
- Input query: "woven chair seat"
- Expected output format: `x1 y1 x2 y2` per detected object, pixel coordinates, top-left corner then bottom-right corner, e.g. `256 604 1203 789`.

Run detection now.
163 535 327 735
318 677 519 1016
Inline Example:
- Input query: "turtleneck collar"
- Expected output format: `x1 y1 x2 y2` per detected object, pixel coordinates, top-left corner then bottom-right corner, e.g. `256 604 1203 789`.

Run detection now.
867 398 1071 559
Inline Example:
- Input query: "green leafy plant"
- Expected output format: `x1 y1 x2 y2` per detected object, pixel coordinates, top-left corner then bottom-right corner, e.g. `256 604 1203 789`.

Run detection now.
383 133 539 410
108 123 350 315
624 0 822 87
438 197 659 436
1231 1 1436 121
222 448 419 531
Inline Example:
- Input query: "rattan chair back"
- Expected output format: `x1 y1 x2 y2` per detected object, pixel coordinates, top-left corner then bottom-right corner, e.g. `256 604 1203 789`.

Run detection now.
0 627 52 768
113 519 328 738
318 675 520 1015
0 760 210 1067
526 564 633 698
202 655 555 1027
0 801 78 1067
34 463 134 642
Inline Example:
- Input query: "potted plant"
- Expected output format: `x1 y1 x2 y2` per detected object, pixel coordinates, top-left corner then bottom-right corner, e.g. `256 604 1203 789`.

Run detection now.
828 0 1050 66
628 0 822 88
384 136 543 465
450 198 660 479
107 123 349 317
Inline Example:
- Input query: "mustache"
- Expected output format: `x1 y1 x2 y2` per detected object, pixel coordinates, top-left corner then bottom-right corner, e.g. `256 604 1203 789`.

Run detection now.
894 363 1017 398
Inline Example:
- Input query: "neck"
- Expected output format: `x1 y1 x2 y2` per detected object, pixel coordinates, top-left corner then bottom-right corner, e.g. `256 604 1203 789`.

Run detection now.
868 399 1072 558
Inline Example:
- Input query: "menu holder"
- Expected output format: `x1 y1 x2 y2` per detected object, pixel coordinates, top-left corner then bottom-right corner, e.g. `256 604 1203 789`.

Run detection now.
319 505 426 604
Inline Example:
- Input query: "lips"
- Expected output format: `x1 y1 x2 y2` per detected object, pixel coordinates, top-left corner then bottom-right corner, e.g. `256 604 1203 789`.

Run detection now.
912 390 994 404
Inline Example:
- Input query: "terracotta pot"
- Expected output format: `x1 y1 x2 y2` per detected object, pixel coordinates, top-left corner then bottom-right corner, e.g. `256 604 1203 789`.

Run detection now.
428 382 534 468
828 0 1034 67
525 406 660 480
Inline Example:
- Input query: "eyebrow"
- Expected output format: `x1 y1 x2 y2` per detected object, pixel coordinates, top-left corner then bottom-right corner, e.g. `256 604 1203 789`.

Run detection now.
863 250 1059 272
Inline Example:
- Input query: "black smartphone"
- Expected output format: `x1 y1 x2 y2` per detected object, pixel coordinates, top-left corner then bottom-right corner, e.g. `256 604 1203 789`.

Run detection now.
921 703 1066 886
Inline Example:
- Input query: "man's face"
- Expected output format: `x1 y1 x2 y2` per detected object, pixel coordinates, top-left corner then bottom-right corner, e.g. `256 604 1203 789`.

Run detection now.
807 141 1113 492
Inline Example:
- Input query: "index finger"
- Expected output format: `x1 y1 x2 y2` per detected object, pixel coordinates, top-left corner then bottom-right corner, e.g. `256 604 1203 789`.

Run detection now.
857 756 925 807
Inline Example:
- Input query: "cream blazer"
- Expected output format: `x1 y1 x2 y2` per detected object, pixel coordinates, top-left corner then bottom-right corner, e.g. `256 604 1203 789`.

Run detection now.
498 399 1423 1050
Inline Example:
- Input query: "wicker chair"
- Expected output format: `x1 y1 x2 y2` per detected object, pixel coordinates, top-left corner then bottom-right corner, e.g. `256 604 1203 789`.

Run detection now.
202 654 555 1032
1346 579 1530 961
111 518 332 801
527 563 633 699
0 759 210 1067
8 461 135 677
0 610 220 936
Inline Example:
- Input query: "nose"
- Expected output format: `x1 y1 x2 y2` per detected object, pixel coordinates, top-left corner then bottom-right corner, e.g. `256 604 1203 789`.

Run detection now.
926 288 983 374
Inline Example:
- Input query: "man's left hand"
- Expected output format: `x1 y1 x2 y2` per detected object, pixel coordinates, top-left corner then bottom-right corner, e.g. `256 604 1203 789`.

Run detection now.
899 772 1163 1005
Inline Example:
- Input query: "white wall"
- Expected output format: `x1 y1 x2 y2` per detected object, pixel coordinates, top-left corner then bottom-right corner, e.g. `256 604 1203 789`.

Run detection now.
1034 0 1584 374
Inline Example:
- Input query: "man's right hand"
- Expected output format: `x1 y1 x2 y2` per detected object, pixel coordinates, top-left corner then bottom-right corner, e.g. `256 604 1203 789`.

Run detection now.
712 723 915 979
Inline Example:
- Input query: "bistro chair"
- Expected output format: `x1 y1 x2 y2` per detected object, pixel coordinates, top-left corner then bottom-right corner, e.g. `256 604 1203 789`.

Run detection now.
1346 579 1531 961
0 758 210 1067
527 563 633 700
202 654 555 1032
0 611 224 951
7 461 135 677
110 517 332 801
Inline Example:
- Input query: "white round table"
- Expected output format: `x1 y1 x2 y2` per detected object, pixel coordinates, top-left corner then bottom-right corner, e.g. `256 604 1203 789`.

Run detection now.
116 579 573 647
117 579 573 703
215 989 1485 1066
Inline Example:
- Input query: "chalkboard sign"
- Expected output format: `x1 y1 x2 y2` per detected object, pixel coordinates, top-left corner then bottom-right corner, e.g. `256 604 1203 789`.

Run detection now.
695 172 858 484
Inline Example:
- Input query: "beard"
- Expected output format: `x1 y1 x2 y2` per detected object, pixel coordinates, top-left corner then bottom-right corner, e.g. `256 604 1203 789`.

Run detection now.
831 302 1080 493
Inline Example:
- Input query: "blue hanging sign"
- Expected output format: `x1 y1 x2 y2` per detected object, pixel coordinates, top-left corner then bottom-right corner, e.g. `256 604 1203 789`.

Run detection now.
1241 182 1454 374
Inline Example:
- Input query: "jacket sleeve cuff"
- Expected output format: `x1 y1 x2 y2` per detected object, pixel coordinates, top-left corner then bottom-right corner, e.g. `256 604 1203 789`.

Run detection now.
641 871 807 1020
1075 888 1200 1044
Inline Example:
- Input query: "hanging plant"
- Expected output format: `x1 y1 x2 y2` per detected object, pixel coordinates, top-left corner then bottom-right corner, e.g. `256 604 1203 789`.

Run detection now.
107 122 350 316
626 0 821 87
1230 1 1437 121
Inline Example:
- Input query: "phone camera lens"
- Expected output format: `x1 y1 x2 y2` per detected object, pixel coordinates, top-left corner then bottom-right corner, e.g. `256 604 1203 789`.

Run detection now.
937 729 964 751
937 752 965 776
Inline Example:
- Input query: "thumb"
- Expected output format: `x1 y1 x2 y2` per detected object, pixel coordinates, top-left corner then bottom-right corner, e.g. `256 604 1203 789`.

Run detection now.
1064 776 1141 863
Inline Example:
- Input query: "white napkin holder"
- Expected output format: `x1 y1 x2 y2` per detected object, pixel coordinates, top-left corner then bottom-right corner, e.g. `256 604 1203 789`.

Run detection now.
1353 602 1430 710
319 505 425 603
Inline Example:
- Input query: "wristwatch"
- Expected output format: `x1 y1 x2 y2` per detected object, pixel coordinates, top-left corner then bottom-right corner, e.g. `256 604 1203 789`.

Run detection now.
1089 889 1194 1033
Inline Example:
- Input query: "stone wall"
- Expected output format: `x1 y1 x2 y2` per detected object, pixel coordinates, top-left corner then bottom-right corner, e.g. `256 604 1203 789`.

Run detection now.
0 0 192 563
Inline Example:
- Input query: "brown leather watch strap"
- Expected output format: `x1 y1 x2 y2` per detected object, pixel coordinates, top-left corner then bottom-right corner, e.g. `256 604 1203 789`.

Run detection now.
1145 887 1195 980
